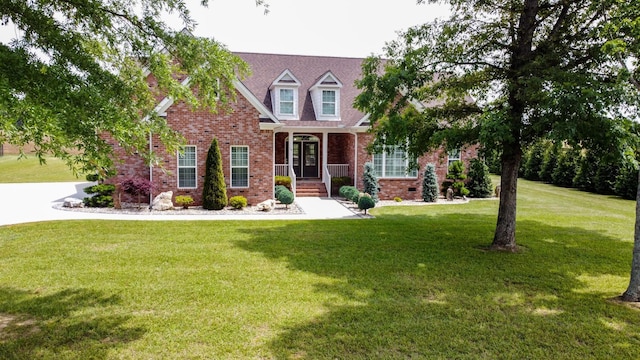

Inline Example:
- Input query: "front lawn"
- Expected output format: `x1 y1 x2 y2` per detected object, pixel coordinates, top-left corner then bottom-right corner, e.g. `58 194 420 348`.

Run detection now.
0 155 83 183
0 178 638 359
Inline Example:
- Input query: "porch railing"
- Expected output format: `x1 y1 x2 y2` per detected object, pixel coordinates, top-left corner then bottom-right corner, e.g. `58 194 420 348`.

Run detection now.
327 164 349 177
323 165 331 197
290 166 296 195
274 164 288 176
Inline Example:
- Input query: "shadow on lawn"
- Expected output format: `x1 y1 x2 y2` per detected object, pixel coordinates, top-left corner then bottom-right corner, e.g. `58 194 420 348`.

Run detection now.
236 213 640 359
0 287 145 359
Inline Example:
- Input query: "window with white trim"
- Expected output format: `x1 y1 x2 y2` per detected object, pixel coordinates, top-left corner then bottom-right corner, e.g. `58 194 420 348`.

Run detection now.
178 145 197 188
231 146 249 188
373 145 418 178
279 88 294 115
322 90 336 115
448 149 461 167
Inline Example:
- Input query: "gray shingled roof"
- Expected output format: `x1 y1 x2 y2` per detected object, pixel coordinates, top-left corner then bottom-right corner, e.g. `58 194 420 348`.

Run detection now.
235 52 368 128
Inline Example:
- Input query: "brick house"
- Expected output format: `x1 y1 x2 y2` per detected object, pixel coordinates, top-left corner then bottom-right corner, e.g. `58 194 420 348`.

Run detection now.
110 52 477 205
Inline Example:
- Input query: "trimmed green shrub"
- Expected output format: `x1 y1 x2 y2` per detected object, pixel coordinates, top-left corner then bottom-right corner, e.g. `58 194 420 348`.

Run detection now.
275 176 292 190
203 138 228 210
467 158 493 198
394 197 402 202
422 163 439 202
83 183 115 208
85 173 100 182
331 176 352 196
175 195 194 209
276 188 295 208
275 185 289 199
444 160 469 197
362 162 379 202
229 195 248 209
339 186 359 202
358 193 376 214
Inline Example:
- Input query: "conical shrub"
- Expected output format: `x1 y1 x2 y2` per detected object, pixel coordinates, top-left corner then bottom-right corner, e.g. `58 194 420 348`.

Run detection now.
202 138 227 210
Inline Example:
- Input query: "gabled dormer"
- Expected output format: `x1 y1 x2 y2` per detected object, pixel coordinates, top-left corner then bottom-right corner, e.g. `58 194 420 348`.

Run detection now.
310 71 343 121
269 69 301 120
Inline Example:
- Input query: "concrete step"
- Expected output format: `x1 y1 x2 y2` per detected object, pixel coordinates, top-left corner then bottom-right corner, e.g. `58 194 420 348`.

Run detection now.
296 183 328 197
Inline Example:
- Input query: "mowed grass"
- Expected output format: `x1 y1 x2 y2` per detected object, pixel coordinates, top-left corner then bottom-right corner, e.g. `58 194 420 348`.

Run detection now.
0 154 83 183
1 178 639 358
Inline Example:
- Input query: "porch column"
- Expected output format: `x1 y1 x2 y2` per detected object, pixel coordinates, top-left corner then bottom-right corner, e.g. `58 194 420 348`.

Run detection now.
322 132 328 181
353 131 358 186
288 131 294 175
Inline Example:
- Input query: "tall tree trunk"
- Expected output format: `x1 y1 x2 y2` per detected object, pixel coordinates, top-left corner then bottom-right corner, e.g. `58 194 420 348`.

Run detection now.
491 145 522 251
622 169 640 301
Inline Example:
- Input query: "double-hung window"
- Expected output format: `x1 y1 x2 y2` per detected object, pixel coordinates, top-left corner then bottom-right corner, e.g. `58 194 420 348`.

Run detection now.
178 146 197 188
279 89 294 115
322 90 336 116
373 145 418 178
231 146 249 188
448 149 461 167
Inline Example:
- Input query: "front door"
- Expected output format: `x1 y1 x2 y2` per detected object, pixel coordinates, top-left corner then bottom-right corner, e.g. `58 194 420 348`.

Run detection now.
289 141 319 178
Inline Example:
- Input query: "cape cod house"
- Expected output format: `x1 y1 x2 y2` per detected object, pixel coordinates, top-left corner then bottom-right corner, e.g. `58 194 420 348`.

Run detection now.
110 52 477 206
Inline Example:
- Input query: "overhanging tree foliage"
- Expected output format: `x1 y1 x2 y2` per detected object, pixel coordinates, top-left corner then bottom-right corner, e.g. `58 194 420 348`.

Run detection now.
355 0 631 251
0 0 254 175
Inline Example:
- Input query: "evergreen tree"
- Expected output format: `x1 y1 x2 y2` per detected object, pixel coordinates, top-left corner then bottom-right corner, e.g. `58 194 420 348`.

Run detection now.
422 163 439 202
202 138 227 210
615 159 639 200
551 148 578 187
362 162 379 202
539 144 559 183
524 141 546 181
573 150 598 192
467 159 493 198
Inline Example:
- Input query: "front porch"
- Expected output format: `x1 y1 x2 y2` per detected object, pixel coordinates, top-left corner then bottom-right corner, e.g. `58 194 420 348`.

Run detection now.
273 132 357 197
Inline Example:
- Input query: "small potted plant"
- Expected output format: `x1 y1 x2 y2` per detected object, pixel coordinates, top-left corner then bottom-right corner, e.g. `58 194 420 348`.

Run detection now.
175 195 194 209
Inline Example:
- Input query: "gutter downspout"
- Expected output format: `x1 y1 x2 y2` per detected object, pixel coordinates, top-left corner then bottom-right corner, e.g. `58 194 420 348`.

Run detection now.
149 131 153 207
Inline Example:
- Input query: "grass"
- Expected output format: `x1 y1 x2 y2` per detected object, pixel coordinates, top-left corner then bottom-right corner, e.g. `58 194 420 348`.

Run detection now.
0 178 639 358
0 154 83 183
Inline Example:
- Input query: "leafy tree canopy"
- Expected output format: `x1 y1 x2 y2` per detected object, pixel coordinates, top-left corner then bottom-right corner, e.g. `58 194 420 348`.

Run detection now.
0 0 258 174
355 0 636 250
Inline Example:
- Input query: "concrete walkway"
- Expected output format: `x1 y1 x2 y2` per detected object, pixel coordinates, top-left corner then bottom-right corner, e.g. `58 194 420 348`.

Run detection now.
0 182 362 226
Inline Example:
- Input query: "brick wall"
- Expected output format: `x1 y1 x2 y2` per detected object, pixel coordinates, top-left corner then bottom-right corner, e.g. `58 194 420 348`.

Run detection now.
355 133 479 200
111 92 273 206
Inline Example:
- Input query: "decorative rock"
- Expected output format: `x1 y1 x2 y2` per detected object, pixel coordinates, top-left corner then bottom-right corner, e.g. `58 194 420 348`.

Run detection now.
63 197 84 208
255 199 276 212
446 187 454 201
152 191 174 211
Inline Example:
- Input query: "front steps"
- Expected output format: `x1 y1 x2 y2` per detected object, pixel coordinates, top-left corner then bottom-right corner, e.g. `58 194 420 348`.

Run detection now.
296 181 328 197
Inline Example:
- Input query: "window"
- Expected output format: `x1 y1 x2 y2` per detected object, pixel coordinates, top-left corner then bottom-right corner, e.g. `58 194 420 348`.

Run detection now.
178 146 197 188
322 90 336 115
279 89 294 115
231 146 249 188
448 149 461 167
373 145 418 178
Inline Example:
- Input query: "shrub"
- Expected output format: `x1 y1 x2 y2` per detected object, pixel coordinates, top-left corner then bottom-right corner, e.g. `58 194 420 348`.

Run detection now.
83 184 115 208
120 177 153 206
551 148 578 187
539 143 559 183
444 160 469 197
175 195 194 209
573 150 598 192
276 188 295 208
229 195 248 209
339 186 359 202
275 185 288 198
358 193 376 214
466 158 493 198
614 159 639 200
275 176 292 190
422 163 439 202
362 162 379 202
331 176 352 196
394 197 402 202
85 173 100 182
594 156 621 195
523 141 546 181
202 138 228 210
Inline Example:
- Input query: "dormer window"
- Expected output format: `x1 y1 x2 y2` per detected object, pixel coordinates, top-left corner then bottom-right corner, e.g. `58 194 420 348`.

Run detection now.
310 72 342 121
322 90 336 116
270 70 300 120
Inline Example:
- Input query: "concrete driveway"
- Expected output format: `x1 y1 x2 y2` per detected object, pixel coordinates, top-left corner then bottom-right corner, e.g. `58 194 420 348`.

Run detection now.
0 182 362 226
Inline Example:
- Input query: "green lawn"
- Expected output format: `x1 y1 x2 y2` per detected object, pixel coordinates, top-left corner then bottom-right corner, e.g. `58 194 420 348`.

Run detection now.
0 179 639 359
0 154 83 183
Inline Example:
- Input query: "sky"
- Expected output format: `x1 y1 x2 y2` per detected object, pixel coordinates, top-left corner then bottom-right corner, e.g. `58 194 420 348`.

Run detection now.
0 0 450 58
178 0 450 58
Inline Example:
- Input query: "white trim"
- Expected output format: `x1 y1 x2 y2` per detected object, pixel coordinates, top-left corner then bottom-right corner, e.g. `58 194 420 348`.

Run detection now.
233 79 278 121
373 145 418 179
310 71 342 121
177 145 198 189
230 145 250 188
